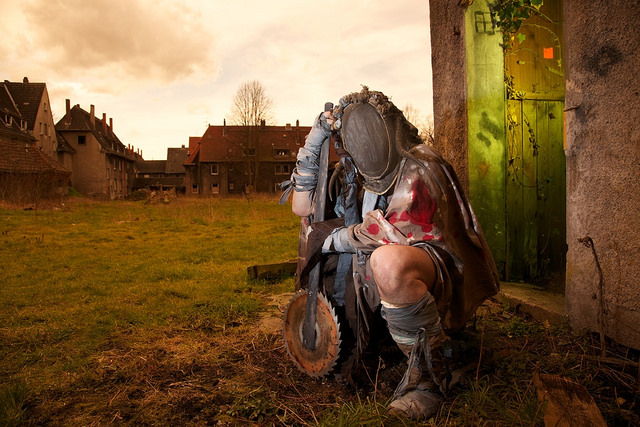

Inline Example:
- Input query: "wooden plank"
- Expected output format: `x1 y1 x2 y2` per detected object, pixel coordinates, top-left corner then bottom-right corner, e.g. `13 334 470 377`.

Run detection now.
247 260 297 280
534 371 607 427
506 99 525 280
546 101 566 273
522 100 539 279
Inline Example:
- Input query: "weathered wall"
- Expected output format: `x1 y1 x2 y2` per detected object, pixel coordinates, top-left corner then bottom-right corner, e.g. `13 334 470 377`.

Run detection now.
429 0 470 192
70 133 107 198
564 0 640 349
464 0 508 275
33 88 58 160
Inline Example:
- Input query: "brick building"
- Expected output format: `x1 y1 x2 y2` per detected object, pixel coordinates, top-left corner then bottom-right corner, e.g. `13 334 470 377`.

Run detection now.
184 120 314 196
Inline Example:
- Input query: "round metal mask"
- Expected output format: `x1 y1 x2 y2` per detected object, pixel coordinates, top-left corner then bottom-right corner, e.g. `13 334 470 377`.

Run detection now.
341 102 401 194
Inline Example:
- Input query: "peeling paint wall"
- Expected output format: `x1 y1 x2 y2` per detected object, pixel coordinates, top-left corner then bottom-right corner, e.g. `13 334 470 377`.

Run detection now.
564 0 640 349
464 0 507 276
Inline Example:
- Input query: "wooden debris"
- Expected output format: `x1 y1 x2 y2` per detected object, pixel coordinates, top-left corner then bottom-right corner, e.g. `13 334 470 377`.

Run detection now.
247 260 297 280
533 371 607 426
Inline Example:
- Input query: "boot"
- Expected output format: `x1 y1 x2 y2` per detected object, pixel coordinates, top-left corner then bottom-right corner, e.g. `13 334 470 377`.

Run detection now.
388 335 449 420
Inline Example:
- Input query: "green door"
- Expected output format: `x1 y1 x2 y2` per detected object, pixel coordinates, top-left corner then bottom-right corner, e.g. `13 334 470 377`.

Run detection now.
505 99 566 282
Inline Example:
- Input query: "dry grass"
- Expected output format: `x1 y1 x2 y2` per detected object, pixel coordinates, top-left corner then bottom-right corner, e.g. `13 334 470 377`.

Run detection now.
1 196 638 426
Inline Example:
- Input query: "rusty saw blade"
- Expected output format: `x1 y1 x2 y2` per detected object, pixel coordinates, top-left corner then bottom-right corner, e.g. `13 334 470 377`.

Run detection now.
283 289 341 377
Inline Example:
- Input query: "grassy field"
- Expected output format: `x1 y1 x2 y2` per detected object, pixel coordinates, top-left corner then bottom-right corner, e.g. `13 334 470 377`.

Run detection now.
1 195 301 425
1 196 638 426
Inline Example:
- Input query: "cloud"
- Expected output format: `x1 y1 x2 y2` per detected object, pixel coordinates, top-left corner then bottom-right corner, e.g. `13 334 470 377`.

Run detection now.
17 0 219 93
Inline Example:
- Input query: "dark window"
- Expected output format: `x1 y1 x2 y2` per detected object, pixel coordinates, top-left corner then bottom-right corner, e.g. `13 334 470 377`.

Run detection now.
274 148 290 157
78 135 86 145
275 164 292 175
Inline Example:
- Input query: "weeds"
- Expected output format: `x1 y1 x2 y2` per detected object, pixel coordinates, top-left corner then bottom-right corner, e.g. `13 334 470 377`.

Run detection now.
0 381 29 427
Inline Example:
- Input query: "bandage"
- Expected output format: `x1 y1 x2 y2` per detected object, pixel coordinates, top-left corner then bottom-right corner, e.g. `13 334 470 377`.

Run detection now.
380 291 442 346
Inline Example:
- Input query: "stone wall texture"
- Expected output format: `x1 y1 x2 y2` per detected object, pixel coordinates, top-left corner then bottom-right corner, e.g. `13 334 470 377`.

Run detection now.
564 0 640 349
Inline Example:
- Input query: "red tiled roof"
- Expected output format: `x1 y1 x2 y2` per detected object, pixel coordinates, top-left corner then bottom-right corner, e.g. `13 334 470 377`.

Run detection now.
0 139 70 174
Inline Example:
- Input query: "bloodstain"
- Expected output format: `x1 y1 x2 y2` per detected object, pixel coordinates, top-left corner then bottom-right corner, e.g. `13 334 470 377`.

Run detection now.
367 223 380 235
387 212 399 224
407 180 436 234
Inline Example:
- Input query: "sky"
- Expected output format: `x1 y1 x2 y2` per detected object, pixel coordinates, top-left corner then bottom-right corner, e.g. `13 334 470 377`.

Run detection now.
1 0 433 160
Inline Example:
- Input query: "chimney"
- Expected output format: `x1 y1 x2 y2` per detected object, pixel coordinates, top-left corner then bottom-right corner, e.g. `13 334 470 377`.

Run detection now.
109 117 113 134
23 77 29 83
102 113 107 132
90 105 95 127
65 99 71 125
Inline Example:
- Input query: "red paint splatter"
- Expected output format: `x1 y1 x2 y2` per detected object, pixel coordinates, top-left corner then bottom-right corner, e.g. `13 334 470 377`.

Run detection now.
407 180 437 234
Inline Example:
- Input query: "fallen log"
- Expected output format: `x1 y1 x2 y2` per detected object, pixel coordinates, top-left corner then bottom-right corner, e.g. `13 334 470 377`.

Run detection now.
247 260 298 280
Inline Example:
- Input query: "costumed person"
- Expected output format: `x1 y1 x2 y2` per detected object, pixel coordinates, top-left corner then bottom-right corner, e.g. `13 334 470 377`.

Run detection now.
281 87 500 420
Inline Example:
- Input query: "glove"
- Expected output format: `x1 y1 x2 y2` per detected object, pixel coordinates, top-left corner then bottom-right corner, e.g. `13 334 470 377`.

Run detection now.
278 111 331 204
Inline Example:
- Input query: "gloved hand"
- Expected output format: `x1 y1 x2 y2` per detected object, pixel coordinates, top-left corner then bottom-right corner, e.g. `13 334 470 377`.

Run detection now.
298 217 345 281
278 108 333 204
294 112 332 180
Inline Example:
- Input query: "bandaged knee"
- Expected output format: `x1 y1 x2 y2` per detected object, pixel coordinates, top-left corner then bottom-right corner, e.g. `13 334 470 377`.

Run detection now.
380 291 442 346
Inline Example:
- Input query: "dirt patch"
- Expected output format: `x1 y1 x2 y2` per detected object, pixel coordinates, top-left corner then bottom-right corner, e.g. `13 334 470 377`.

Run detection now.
21 296 640 426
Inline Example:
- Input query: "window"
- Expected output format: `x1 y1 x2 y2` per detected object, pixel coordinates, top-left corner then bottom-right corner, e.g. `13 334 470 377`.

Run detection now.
229 183 234 190
275 164 291 175
78 135 86 145
274 148 290 157
211 183 219 194
248 148 256 156
192 184 199 194
210 164 218 175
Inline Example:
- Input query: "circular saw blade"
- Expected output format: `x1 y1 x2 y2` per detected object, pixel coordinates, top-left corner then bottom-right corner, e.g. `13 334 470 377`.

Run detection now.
283 289 341 377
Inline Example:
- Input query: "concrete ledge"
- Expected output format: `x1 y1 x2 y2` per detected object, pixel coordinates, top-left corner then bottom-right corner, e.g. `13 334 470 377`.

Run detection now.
498 282 567 326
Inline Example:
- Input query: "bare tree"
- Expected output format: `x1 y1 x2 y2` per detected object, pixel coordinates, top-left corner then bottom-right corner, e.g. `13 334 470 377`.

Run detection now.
403 104 435 145
230 80 274 126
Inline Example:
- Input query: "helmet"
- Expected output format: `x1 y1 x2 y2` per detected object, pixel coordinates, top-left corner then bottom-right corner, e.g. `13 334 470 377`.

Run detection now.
334 87 420 195
341 102 401 194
